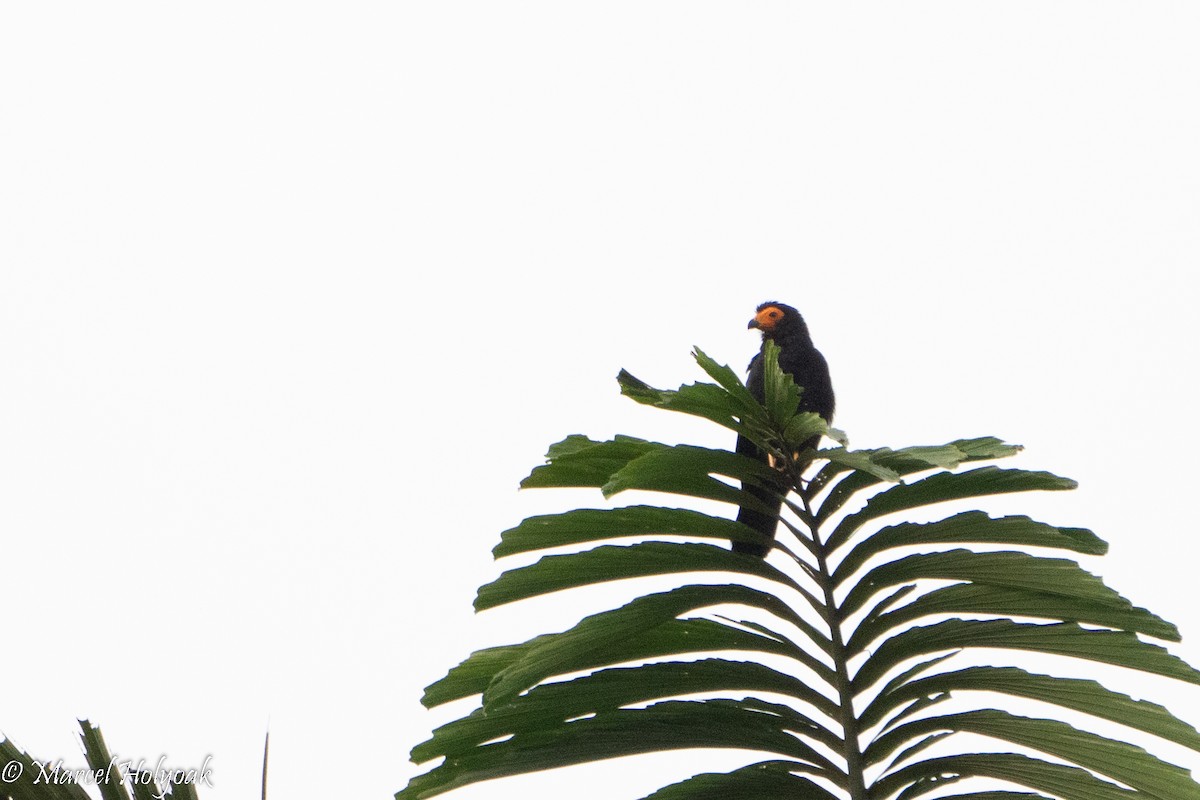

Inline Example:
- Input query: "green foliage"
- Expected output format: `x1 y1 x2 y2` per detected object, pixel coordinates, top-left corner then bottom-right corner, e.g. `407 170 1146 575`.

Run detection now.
0 721 201 800
400 349 1200 800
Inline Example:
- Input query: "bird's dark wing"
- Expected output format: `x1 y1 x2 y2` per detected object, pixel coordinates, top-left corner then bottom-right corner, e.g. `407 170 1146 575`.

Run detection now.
780 344 835 422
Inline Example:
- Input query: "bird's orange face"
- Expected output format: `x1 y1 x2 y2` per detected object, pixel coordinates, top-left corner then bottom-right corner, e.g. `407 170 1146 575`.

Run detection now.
749 305 786 332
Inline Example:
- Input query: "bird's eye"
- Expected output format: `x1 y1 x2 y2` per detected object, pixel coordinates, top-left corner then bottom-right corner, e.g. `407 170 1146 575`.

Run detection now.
769 311 780 318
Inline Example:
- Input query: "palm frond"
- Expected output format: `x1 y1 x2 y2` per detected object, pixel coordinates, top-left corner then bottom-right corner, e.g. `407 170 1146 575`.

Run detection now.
400 348 1200 800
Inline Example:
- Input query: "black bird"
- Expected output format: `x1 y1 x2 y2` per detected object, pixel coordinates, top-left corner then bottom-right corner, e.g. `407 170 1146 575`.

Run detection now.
733 302 835 557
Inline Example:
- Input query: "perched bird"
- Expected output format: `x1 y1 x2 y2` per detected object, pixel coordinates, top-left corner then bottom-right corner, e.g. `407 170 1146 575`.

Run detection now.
733 302 835 557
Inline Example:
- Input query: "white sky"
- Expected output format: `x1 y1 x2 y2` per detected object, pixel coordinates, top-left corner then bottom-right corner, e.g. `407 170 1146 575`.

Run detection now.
2 3 1198 799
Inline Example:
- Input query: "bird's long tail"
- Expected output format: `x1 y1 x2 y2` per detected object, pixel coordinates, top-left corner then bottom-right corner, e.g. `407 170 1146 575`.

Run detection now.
733 487 783 557
733 434 818 558
733 433 784 557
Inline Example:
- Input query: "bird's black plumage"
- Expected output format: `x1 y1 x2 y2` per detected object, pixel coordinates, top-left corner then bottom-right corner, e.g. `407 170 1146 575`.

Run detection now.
733 302 835 557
